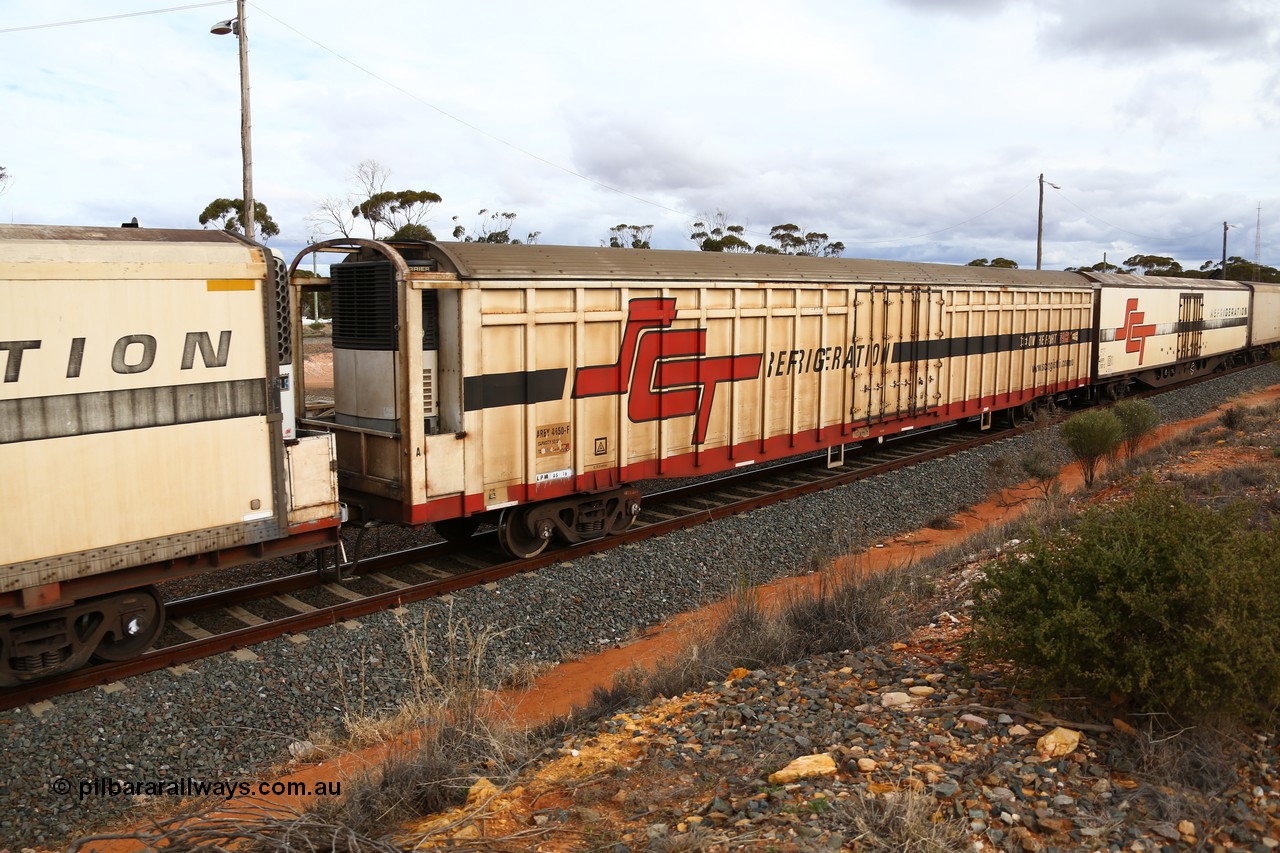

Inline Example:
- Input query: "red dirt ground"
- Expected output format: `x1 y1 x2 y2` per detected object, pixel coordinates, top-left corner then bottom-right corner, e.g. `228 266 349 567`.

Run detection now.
76 383 1280 852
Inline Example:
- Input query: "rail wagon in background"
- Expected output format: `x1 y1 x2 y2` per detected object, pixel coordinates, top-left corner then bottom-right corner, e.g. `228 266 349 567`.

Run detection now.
290 241 1096 558
0 225 343 685
1088 273 1254 394
1246 281 1280 353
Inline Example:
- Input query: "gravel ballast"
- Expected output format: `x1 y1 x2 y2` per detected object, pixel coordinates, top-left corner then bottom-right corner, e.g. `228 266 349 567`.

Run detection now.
3 364 1277 849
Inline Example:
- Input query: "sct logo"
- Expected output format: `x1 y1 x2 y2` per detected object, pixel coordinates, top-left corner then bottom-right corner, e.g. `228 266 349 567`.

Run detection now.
572 298 762 445
1115 298 1156 364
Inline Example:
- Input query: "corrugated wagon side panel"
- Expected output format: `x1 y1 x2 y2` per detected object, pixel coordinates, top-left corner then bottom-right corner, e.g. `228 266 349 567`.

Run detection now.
569 281 863 479
929 285 1093 418
815 287 856 433
573 288 623 484
475 292 529 507
455 274 1100 509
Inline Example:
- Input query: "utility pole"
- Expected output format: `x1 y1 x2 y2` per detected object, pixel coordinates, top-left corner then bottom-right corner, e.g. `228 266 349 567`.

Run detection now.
1036 173 1059 270
236 0 254 242
1256 204 1262 281
211 0 254 241
1222 221 1232 280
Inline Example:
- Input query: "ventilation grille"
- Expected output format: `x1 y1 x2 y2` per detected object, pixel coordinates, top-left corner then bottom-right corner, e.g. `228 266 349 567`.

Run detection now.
332 261 397 351
270 254 292 365
422 289 439 351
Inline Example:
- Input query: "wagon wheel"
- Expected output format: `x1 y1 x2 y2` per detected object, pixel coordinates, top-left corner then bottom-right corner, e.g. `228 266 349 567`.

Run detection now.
608 497 642 534
434 516 481 543
91 588 165 662
497 507 551 559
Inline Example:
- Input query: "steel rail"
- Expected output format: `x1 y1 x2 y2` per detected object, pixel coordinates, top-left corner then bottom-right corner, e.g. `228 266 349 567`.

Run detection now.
0 422 1014 711
4 359 1268 711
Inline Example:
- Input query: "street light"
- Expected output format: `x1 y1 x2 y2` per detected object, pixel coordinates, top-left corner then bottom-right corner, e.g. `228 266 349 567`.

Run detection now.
211 0 254 241
1036 172 1059 270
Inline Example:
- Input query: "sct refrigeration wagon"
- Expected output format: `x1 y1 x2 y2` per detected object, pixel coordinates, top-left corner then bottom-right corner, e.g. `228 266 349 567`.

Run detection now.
289 241 1095 558
0 224 342 685
1090 273 1253 392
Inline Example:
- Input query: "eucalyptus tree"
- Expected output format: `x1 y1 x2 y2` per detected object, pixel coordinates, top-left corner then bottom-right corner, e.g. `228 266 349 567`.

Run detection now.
606 223 653 249
451 209 539 244
198 198 279 240
690 211 751 252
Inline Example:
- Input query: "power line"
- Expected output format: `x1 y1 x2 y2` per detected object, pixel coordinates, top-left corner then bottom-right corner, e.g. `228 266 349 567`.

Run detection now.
0 2 231 34
252 4 1050 246
248 3 694 223
4 4 1187 254
1051 187 1220 244
842 179 1037 245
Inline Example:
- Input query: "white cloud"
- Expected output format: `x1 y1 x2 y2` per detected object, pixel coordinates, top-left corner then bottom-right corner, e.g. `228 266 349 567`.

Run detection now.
0 0 1276 272
1035 0 1277 58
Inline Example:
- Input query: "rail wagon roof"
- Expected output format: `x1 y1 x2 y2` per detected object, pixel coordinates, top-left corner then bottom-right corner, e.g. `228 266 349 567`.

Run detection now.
425 242 1092 288
0 224 250 245
1080 270 1250 291
0 224 265 278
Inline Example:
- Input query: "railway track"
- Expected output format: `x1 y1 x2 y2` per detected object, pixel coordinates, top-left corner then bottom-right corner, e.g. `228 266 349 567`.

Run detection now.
7 358 1266 712
0 419 1018 711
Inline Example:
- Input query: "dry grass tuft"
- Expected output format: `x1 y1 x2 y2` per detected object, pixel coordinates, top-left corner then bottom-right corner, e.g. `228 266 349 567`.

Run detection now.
1113 713 1246 832
819 788 969 851
69 611 541 851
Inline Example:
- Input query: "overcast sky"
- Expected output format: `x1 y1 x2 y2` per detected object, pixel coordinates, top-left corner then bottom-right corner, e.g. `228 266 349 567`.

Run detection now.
2 0 1278 271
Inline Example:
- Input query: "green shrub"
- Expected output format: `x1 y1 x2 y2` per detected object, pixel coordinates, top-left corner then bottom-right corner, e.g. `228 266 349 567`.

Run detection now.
1112 399 1161 461
968 479 1280 721
1059 408 1123 486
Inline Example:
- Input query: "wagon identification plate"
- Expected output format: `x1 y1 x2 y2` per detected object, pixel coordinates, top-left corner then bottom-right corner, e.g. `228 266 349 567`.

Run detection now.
536 422 571 456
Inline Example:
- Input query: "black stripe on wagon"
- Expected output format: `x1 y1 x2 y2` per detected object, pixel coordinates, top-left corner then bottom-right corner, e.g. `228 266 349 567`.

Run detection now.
0 379 267 445
892 328 1095 363
1097 316 1249 343
463 368 568 412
